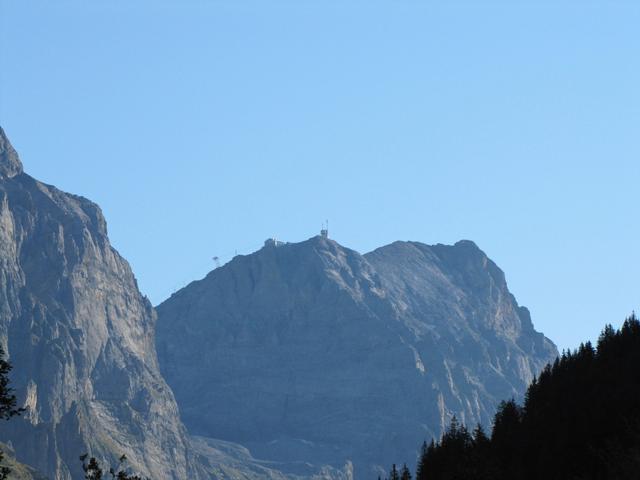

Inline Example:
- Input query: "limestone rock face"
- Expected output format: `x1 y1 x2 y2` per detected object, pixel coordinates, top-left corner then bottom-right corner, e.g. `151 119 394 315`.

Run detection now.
0 128 204 480
157 236 557 477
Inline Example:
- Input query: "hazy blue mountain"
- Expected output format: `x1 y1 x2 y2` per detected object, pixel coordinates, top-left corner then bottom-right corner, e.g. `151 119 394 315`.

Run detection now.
156 235 557 478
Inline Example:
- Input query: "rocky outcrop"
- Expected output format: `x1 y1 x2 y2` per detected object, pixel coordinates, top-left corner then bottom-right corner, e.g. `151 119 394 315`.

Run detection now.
0 442 48 480
0 127 22 179
156 235 557 478
0 127 205 480
190 436 352 480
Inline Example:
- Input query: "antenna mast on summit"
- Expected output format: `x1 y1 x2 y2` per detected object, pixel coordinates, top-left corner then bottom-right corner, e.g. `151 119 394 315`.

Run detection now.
320 220 329 238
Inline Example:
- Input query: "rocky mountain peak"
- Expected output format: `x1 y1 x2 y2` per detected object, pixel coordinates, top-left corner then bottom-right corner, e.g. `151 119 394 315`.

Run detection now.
0 127 23 179
453 239 480 249
237 234 367 279
157 235 557 478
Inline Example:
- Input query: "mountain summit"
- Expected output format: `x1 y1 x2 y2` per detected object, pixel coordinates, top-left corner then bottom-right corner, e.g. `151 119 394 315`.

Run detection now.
0 127 23 179
156 233 557 477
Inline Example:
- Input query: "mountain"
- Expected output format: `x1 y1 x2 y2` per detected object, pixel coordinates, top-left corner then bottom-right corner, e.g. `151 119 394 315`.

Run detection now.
0 124 557 479
156 234 557 478
0 127 205 479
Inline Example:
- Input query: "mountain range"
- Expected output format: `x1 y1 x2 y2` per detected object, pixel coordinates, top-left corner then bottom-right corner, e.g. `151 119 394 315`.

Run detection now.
0 126 556 479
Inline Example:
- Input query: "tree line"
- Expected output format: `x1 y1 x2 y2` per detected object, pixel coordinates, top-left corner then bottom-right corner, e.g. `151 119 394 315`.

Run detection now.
383 314 640 480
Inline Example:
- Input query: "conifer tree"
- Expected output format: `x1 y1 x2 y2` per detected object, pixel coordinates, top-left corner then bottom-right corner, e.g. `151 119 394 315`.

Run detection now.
400 463 411 480
414 441 428 480
0 346 24 480
388 463 400 480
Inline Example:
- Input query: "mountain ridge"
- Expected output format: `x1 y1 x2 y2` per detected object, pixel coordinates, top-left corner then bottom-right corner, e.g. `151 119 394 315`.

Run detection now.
0 125 558 479
156 233 557 478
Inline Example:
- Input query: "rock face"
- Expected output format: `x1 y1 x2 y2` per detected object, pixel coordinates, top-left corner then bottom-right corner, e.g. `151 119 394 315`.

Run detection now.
156 235 557 477
0 442 48 480
0 127 22 179
0 127 204 480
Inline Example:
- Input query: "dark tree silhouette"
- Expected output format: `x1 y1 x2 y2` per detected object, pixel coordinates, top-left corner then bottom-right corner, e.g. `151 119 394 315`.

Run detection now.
80 453 146 480
400 463 412 480
415 441 428 480
388 463 400 480
0 346 25 480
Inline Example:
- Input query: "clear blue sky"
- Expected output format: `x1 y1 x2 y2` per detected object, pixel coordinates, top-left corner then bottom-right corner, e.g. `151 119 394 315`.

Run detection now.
1 1 638 351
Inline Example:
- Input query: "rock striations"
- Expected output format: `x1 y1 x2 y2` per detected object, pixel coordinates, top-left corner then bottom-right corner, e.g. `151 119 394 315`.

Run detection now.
0 127 204 480
156 235 557 478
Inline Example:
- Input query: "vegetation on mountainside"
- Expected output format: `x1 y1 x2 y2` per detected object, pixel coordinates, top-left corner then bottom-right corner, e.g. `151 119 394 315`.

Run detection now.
0 347 24 479
384 315 640 480
80 454 147 480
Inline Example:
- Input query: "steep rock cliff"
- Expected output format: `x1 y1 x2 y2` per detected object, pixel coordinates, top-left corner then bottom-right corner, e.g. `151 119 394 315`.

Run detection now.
0 127 203 480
